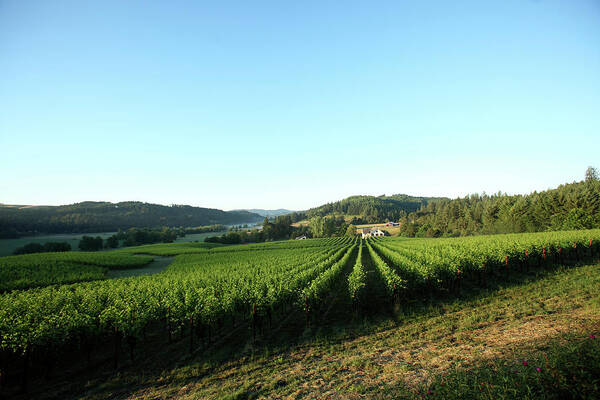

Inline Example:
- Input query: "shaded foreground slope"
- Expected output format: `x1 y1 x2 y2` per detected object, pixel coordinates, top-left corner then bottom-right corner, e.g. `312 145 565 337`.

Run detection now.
27 261 600 400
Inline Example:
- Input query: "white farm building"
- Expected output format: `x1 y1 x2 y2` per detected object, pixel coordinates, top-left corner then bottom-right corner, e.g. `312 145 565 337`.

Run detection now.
361 228 386 239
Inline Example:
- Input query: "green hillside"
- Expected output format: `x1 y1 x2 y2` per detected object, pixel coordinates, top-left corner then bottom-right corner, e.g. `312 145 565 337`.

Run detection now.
302 194 447 223
0 201 262 237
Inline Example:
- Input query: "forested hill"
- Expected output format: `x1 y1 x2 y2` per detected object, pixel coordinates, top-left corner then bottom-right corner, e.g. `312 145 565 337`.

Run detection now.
290 179 600 238
400 180 600 237
299 194 447 223
0 201 262 237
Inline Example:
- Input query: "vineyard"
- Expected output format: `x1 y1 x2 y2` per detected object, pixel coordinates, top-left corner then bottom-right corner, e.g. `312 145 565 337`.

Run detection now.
113 241 224 256
0 252 153 291
0 230 599 396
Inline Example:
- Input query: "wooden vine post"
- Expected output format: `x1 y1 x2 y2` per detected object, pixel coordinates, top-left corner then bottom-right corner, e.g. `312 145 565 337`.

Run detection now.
542 247 546 269
0 356 5 394
304 296 310 328
126 336 136 362
558 247 562 264
481 263 487 288
189 316 194 354
113 326 120 370
167 307 172 344
252 304 257 341
20 344 31 394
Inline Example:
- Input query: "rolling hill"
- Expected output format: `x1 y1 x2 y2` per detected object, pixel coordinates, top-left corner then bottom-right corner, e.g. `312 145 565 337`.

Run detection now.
302 194 447 223
0 201 262 237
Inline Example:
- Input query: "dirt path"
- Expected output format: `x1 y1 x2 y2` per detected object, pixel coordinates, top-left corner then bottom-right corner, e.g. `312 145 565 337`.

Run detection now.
107 255 175 279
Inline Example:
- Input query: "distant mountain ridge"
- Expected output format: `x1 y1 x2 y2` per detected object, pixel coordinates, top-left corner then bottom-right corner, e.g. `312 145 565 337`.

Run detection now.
233 209 295 218
0 201 263 237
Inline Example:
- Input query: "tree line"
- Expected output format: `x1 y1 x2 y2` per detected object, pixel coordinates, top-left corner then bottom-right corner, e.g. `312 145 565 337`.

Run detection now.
398 175 600 237
13 227 186 254
82 227 185 251
184 224 227 234
205 216 300 244
204 215 358 244
13 242 72 255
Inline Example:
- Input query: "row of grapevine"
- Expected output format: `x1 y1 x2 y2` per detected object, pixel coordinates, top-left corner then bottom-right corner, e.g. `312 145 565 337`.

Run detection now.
371 240 466 294
0 238 352 365
114 236 350 257
369 229 600 294
365 240 405 298
304 239 358 307
347 239 367 303
0 251 153 269
0 252 154 291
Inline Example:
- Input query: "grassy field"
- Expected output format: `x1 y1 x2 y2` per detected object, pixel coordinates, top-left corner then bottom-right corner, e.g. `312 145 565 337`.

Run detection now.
292 220 402 236
355 223 387 228
355 224 401 236
19 260 600 400
291 220 310 227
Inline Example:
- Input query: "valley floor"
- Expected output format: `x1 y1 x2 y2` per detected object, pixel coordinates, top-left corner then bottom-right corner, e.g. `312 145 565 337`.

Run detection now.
25 261 600 400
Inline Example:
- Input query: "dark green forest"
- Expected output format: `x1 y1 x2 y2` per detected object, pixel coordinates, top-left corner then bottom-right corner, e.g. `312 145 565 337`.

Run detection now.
0 201 262 238
399 180 600 237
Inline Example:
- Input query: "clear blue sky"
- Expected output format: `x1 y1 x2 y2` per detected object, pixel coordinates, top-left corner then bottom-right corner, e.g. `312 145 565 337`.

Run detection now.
1 0 599 210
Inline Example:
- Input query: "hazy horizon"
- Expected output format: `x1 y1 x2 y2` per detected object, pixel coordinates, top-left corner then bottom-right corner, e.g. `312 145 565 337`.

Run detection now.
2 1 599 210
